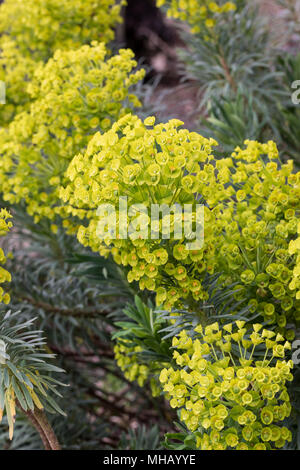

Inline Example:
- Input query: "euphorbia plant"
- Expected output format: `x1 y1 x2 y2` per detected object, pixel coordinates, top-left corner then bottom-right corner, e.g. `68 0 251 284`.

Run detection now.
0 44 144 223
156 0 236 33
61 114 300 336
0 0 125 124
160 321 293 450
58 113 299 449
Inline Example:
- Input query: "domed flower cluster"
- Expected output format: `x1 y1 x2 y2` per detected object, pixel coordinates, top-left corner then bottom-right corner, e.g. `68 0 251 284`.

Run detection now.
159 321 293 450
0 0 124 124
0 0 123 59
289 222 300 301
0 44 144 222
0 209 12 305
114 341 161 396
61 114 219 310
211 142 300 335
62 113 300 333
156 0 236 33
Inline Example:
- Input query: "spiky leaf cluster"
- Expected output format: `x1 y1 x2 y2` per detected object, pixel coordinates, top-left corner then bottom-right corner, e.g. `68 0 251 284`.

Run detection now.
177 3 286 130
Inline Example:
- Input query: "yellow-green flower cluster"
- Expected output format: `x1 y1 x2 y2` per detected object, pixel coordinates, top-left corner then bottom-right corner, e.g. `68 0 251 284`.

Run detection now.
159 321 293 450
114 341 161 396
0 39 37 124
0 0 125 124
0 209 12 305
156 0 236 33
211 142 300 334
61 114 219 310
289 222 300 301
0 43 144 223
62 114 300 332
114 342 149 387
0 0 123 59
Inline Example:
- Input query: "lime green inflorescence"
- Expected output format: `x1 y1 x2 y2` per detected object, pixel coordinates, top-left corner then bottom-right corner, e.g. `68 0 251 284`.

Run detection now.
156 0 236 33
214 143 300 337
160 321 293 450
61 114 219 310
62 114 300 334
289 222 300 301
0 44 145 224
114 342 150 387
0 0 296 448
0 0 125 124
114 341 161 396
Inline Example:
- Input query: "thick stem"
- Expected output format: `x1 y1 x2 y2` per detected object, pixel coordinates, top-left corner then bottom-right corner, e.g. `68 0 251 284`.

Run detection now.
22 408 51 450
33 408 61 450
17 401 61 450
